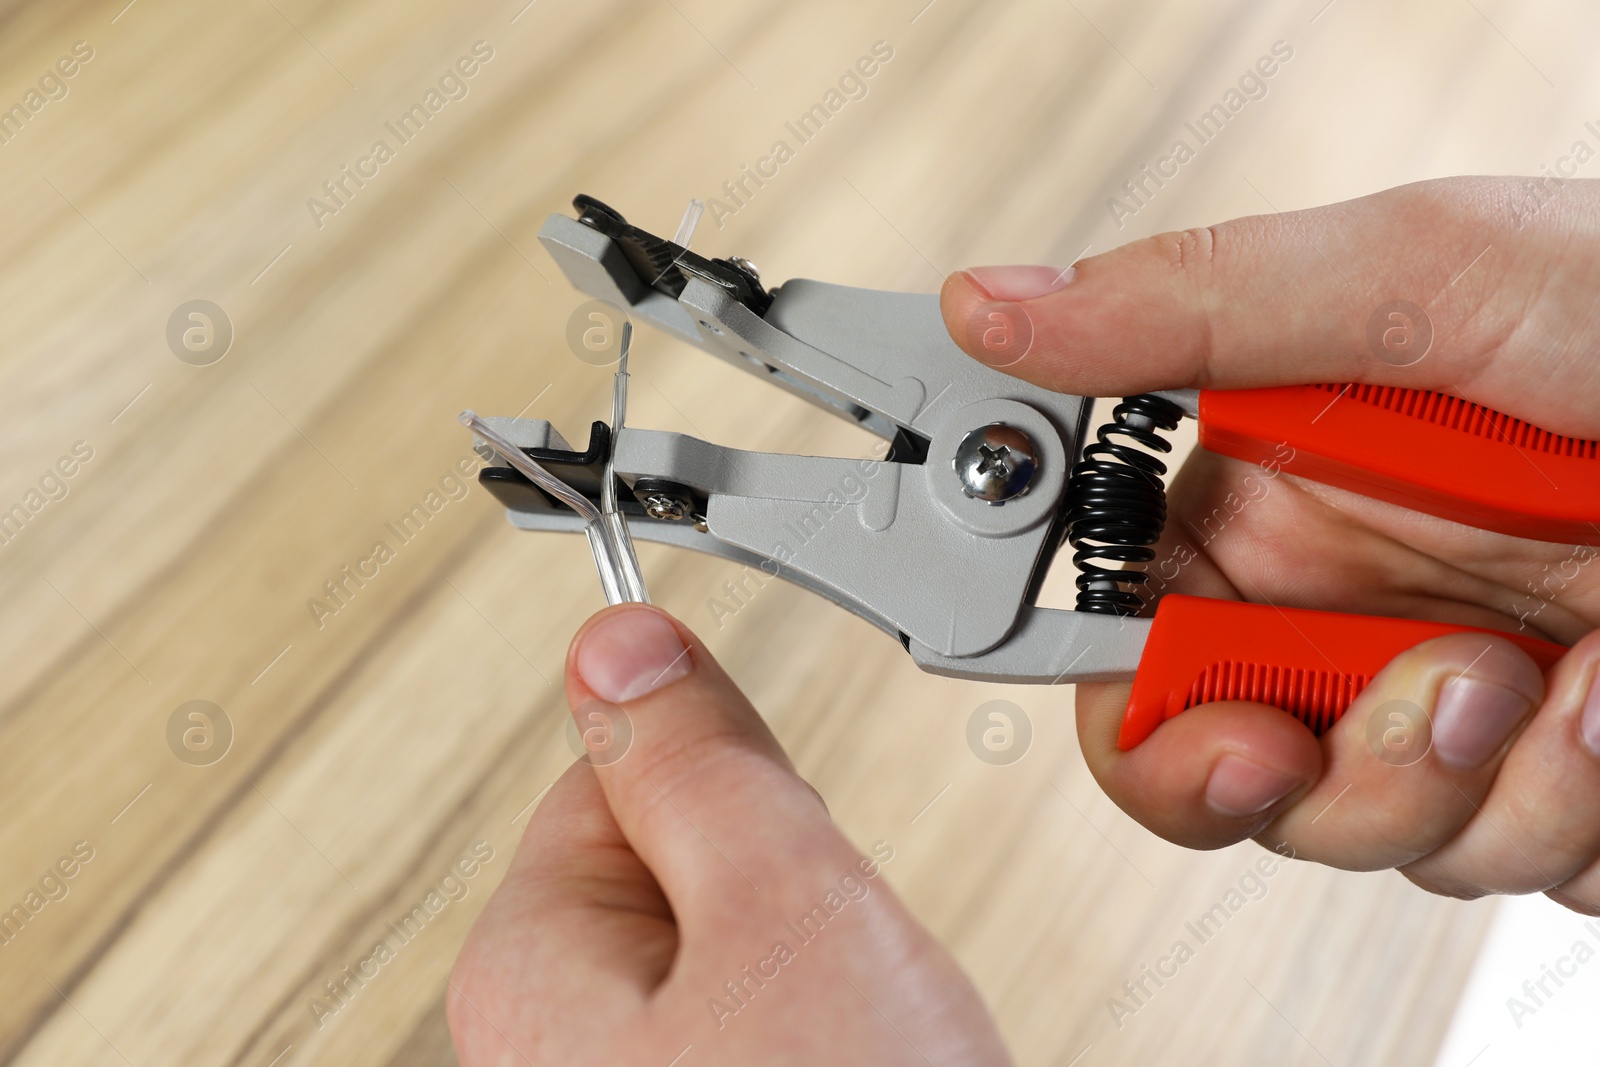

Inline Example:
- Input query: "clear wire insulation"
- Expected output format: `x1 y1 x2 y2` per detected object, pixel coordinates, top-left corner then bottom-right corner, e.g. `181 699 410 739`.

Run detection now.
459 409 647 605
582 522 629 605
603 322 649 602
673 198 706 248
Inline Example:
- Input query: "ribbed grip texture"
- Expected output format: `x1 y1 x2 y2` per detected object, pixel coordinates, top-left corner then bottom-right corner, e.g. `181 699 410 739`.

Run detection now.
1119 595 1567 749
1183 663 1371 736
1197 385 1600 542
1314 383 1600 458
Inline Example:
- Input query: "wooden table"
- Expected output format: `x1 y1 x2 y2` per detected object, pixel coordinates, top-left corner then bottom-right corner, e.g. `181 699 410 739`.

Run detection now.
2 0 1592 1063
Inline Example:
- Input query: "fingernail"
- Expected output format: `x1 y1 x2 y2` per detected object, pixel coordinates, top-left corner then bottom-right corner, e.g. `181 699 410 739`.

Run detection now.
1580 672 1600 760
575 609 693 703
1205 755 1301 817
1432 676 1531 769
962 265 1075 302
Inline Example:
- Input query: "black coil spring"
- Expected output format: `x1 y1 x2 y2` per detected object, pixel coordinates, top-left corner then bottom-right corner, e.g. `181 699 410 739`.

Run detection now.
1064 394 1184 616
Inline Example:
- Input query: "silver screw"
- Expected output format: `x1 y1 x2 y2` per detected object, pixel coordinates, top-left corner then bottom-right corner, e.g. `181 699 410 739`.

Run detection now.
643 494 687 521
728 256 761 282
954 424 1037 504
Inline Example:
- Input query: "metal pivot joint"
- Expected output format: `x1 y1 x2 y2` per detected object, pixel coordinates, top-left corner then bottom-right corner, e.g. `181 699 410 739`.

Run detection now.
955 424 1038 504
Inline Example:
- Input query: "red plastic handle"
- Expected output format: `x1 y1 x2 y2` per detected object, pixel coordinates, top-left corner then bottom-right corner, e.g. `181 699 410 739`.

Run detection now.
1198 384 1600 543
1119 595 1566 749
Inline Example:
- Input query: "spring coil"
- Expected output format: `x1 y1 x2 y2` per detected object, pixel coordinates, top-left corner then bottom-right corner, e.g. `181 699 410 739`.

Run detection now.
1064 394 1184 615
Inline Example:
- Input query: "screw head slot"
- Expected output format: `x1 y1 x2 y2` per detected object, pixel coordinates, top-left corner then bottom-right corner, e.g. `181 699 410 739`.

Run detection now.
954 424 1037 504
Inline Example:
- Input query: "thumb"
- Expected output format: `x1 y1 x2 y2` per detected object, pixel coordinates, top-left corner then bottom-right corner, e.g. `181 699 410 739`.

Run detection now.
940 177 1599 436
564 604 857 930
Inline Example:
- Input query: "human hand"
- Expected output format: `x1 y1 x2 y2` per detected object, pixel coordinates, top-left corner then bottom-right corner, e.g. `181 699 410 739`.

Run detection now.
940 176 1600 911
448 604 1011 1066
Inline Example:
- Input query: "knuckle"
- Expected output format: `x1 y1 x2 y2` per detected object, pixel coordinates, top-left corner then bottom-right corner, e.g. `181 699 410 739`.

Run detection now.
1394 176 1527 240
1353 788 1474 864
1495 782 1588 872
1148 225 1222 279
1140 225 1224 382
631 722 761 797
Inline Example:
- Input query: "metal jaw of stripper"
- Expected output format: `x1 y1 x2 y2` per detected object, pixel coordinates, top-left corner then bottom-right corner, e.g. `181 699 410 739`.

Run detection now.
471 195 1190 685
460 318 648 605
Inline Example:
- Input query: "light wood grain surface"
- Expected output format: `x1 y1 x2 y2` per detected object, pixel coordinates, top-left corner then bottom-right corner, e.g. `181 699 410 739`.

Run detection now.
2 0 1595 1064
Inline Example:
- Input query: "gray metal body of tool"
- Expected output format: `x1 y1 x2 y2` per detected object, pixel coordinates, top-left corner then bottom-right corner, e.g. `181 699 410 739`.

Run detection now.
471 199 1152 685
